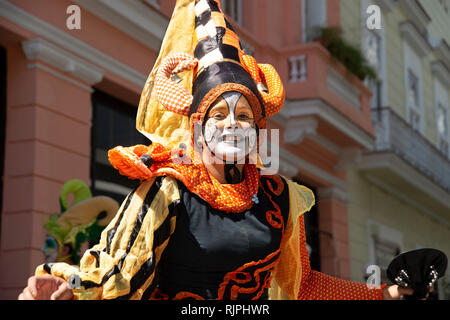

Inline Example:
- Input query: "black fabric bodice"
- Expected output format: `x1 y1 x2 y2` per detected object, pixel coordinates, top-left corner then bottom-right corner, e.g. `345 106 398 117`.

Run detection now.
156 175 290 300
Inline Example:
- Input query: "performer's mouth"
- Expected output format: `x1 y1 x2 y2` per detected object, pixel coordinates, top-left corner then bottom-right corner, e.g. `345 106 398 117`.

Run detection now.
221 134 244 143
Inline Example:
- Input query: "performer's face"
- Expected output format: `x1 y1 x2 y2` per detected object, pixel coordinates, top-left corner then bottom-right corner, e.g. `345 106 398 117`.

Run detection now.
203 92 257 163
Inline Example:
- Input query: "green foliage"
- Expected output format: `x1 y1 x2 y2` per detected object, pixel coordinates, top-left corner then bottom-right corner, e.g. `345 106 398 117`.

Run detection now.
315 27 377 81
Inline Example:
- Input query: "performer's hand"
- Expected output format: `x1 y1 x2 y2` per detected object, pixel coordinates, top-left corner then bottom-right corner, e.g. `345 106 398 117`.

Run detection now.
382 284 414 300
18 275 73 300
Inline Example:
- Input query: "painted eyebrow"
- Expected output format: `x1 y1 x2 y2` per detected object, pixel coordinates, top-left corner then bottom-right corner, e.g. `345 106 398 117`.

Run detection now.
209 104 228 113
236 105 252 112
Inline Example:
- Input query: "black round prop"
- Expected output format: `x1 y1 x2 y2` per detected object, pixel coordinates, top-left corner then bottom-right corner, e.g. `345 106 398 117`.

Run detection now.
387 248 447 300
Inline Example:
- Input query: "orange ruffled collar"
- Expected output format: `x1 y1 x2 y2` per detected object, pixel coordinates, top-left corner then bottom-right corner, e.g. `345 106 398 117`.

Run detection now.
108 143 260 213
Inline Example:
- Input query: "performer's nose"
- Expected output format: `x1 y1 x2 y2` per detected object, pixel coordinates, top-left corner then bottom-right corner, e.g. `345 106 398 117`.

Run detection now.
225 115 238 129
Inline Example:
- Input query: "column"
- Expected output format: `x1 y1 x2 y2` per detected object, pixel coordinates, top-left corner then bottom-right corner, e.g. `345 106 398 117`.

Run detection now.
0 37 103 298
317 187 352 280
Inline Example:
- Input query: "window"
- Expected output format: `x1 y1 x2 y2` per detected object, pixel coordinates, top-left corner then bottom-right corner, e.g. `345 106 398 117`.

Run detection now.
407 69 422 131
91 91 150 204
403 40 423 134
373 237 401 284
365 31 381 71
437 104 448 155
361 0 387 110
221 0 242 25
364 31 382 109
367 220 403 285
434 77 449 158
302 0 327 43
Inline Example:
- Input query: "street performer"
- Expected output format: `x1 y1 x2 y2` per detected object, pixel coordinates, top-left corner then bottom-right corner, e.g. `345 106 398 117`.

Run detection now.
19 0 414 300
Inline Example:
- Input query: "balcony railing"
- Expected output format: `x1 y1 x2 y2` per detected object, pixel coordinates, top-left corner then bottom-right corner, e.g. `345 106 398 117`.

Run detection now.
370 107 450 192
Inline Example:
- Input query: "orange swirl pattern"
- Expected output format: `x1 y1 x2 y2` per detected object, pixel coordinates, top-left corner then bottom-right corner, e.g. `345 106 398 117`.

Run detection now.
257 176 285 230
173 291 206 300
217 250 281 300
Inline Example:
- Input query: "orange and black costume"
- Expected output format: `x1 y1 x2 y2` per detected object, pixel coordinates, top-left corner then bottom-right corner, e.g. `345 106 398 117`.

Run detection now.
35 0 384 300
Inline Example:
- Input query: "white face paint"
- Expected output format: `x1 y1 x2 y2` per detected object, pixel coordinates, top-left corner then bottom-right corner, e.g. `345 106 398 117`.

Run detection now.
203 92 257 163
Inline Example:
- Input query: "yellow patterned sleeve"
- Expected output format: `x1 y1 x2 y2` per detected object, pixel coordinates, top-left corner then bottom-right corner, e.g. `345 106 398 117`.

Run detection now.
35 176 180 300
268 178 315 299
269 179 384 300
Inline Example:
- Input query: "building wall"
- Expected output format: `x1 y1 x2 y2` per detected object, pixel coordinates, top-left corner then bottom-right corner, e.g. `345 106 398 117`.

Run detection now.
340 0 362 48
341 0 450 149
347 165 450 282
340 1 450 298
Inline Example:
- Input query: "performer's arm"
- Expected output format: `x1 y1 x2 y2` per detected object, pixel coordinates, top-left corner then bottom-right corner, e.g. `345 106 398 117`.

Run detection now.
295 214 384 300
270 179 384 300
34 176 179 300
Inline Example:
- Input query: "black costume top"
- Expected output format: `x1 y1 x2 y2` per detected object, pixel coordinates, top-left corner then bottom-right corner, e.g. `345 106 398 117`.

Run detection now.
156 175 290 300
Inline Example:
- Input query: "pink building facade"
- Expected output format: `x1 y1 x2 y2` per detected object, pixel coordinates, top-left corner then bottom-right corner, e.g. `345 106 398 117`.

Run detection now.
0 0 374 299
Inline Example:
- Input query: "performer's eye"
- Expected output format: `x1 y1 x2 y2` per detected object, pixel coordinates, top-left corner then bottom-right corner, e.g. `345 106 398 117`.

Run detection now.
237 113 251 121
213 113 226 120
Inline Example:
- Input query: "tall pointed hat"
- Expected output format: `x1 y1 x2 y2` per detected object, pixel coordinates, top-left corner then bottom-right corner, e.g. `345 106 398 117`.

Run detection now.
135 0 285 150
108 0 286 213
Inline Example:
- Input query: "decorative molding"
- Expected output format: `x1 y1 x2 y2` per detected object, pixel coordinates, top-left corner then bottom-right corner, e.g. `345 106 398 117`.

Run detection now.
334 147 362 172
367 219 403 266
279 147 348 190
317 187 350 202
283 99 374 150
73 0 168 52
327 67 361 109
283 117 318 145
0 0 147 88
358 152 450 210
22 38 103 85
432 39 450 70
26 62 93 93
398 0 431 34
364 173 450 228
431 61 450 90
307 132 341 155
271 112 340 155
399 21 432 58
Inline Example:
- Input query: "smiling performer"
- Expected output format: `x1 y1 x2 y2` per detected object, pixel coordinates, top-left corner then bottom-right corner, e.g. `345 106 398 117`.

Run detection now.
22 0 413 300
